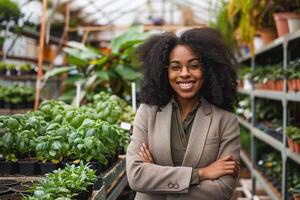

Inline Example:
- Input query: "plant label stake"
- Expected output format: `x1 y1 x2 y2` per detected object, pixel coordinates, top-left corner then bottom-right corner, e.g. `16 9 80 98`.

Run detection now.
75 81 82 107
131 82 136 113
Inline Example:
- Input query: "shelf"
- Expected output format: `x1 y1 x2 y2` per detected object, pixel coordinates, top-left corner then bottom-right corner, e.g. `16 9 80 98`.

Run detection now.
10 27 62 45
238 117 300 166
240 149 281 200
251 125 283 152
107 174 127 200
238 117 283 152
240 150 251 170
253 170 281 200
94 157 126 190
237 88 300 102
238 29 300 63
286 149 300 165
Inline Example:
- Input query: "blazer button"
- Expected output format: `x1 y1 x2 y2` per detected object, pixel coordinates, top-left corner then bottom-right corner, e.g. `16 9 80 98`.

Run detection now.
174 183 179 189
168 183 174 189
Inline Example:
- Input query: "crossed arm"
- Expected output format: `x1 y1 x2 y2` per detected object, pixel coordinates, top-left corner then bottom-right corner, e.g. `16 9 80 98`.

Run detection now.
126 104 240 199
139 142 239 181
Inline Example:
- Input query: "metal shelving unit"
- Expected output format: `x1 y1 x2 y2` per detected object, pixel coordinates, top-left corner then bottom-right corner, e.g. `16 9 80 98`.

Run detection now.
93 158 128 200
240 150 281 200
238 29 300 200
238 117 300 165
238 89 300 102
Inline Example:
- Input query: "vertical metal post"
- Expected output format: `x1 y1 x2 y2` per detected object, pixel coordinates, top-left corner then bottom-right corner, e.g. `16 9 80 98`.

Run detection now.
282 41 288 200
131 82 137 113
250 56 256 199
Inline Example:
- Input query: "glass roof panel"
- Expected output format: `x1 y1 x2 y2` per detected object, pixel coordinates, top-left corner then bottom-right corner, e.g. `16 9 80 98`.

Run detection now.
14 0 226 26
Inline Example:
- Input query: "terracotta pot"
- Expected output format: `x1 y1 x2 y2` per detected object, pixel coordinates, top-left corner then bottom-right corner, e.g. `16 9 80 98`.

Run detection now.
293 79 298 92
273 12 300 37
288 80 293 92
258 28 277 45
294 141 300 154
276 80 283 91
287 16 300 33
297 79 300 91
288 138 295 152
294 193 300 200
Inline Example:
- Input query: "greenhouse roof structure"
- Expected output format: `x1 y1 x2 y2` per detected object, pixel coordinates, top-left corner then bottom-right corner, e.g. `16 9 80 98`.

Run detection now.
17 0 224 26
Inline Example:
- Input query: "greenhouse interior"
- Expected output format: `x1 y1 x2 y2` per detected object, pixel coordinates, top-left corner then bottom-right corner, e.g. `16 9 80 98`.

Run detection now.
0 0 300 200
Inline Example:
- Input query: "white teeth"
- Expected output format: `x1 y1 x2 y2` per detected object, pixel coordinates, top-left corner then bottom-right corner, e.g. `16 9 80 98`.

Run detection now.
179 82 193 89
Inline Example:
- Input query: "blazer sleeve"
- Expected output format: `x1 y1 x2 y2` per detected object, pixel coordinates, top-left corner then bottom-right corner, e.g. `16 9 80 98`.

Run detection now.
126 104 193 194
196 113 240 200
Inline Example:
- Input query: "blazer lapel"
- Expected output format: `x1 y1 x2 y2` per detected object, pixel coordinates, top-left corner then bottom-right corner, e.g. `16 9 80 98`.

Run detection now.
182 98 212 167
153 101 174 166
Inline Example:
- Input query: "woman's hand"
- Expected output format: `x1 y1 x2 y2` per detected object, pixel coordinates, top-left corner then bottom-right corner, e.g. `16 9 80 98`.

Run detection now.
198 155 239 180
139 143 154 164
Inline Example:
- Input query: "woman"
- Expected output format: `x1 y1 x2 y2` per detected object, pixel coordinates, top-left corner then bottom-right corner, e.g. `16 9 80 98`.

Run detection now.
126 27 240 200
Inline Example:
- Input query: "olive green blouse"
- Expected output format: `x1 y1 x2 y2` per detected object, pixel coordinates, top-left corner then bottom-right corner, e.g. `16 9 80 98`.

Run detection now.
171 99 200 185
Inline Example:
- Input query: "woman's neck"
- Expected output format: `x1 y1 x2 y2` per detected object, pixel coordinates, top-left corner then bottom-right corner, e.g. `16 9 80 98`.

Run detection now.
175 96 199 120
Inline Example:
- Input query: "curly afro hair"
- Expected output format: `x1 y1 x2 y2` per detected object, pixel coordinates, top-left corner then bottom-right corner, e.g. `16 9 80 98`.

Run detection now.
137 27 238 112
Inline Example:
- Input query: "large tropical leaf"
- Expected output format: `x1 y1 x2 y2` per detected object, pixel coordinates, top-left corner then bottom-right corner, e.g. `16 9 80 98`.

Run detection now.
43 66 77 81
114 64 140 80
111 25 150 53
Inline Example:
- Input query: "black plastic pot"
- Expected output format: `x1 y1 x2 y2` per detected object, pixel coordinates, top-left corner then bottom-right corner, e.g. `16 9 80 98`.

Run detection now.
88 161 101 175
3 102 11 109
39 162 58 175
87 184 93 197
0 193 23 200
18 160 38 175
0 186 12 196
0 160 18 175
76 190 89 200
0 180 19 187
0 100 4 108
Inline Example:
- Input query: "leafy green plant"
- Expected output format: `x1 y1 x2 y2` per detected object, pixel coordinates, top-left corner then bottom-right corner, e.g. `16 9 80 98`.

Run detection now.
286 126 298 139
43 26 151 103
23 163 97 200
0 84 35 105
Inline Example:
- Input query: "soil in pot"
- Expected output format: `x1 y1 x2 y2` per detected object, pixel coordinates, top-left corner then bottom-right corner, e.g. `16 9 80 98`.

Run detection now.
18 159 38 175
39 162 58 175
0 186 12 196
0 180 19 187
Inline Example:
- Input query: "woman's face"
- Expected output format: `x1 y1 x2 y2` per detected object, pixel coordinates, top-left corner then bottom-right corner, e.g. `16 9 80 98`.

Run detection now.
168 45 204 101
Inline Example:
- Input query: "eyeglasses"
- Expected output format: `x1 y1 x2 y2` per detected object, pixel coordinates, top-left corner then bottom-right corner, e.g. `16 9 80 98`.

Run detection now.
165 61 203 73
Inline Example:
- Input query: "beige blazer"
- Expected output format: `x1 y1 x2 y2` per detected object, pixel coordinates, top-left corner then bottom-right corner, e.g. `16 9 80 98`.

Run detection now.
126 98 240 200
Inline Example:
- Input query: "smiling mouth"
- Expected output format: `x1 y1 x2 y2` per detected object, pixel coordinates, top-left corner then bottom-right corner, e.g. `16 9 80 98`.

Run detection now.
177 81 196 90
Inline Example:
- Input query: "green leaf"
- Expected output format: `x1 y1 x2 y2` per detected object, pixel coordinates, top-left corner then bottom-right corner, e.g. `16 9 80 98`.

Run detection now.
111 25 150 53
114 64 140 80
43 66 77 81
95 70 110 81
49 150 57 157
2 132 14 146
52 141 62 150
